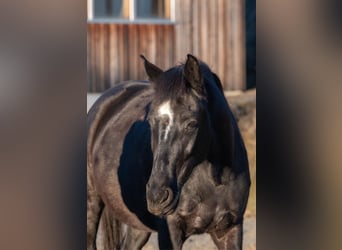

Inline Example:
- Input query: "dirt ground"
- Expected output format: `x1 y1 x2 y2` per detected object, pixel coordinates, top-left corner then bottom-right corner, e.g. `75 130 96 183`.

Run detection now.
142 216 256 250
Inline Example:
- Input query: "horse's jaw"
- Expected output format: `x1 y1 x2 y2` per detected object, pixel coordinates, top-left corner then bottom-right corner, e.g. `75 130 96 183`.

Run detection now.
148 191 180 217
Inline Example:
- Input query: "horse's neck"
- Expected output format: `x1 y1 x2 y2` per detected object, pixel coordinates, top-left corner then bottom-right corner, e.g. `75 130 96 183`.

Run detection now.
188 160 233 189
206 83 247 176
207 96 234 163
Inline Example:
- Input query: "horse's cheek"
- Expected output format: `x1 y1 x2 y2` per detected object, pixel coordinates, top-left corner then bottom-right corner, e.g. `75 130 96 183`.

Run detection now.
150 127 157 147
184 135 196 156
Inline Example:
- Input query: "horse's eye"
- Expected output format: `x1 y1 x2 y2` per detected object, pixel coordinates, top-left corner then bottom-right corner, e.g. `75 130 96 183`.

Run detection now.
185 120 198 131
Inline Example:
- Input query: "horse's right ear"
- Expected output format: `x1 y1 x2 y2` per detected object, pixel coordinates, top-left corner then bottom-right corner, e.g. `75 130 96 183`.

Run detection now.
183 54 206 97
140 55 163 82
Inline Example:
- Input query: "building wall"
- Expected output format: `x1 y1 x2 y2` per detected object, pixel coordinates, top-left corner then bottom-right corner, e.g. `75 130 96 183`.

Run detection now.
87 24 175 92
87 0 245 92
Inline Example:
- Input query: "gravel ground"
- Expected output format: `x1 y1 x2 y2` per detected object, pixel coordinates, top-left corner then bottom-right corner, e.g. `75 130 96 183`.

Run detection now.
142 217 256 250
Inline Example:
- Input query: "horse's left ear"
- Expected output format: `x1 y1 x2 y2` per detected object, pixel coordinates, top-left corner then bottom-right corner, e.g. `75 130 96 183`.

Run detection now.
183 54 206 97
140 55 163 82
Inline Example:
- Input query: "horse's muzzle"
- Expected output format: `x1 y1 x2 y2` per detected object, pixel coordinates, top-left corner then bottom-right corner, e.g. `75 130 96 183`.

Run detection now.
146 186 176 216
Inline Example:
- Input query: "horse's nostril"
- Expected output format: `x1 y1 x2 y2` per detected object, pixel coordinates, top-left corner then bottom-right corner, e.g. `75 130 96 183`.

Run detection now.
161 190 169 203
161 188 173 205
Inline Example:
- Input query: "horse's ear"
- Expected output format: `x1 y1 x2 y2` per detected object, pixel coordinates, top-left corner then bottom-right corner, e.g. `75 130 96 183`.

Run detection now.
183 54 205 97
140 55 163 82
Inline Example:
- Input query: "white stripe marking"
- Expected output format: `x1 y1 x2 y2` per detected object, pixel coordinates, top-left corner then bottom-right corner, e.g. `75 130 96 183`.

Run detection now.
157 101 173 140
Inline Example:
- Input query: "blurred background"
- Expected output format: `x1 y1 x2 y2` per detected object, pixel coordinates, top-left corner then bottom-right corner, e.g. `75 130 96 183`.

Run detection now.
3 0 341 249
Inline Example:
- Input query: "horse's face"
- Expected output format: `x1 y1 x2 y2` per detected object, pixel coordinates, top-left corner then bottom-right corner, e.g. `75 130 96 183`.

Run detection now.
141 55 211 216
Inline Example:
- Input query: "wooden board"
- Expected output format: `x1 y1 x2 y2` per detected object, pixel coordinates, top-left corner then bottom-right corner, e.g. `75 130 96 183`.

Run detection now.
87 0 245 92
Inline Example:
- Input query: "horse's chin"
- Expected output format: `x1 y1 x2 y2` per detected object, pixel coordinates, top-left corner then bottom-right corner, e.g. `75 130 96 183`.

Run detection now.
162 203 177 216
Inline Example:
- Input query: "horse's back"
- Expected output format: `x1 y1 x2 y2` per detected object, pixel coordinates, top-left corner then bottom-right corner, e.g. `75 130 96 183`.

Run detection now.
87 81 150 136
87 81 157 231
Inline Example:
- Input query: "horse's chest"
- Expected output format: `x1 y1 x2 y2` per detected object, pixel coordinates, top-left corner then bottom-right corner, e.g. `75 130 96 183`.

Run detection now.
176 192 231 236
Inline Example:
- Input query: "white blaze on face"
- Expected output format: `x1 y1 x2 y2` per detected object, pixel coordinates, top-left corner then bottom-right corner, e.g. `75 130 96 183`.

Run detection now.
157 101 174 140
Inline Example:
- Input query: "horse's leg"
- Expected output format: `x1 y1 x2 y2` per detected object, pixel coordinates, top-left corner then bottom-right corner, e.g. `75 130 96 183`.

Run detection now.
121 226 151 250
157 218 173 250
87 191 104 250
96 206 123 250
210 223 243 250
157 216 186 250
87 166 104 250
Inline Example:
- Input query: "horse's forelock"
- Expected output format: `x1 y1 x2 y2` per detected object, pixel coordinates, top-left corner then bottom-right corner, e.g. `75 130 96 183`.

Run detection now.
153 65 186 100
153 61 221 102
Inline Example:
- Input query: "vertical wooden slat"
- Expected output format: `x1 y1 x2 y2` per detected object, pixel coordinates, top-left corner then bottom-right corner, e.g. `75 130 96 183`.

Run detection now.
231 0 245 90
230 0 236 89
137 25 147 80
163 25 170 69
174 0 182 61
133 25 139 80
192 0 199 57
94 24 100 92
87 25 92 91
123 25 129 80
217 0 226 89
228 0 233 90
208 0 218 70
168 25 175 67
150 25 157 67
103 24 110 89
109 24 118 87
155 25 161 68
128 25 135 80
89 25 94 92
161 25 166 69
117 24 124 83
99 24 105 91
156 25 165 69
225 0 232 90
199 0 207 61
91 24 96 92
205 0 212 65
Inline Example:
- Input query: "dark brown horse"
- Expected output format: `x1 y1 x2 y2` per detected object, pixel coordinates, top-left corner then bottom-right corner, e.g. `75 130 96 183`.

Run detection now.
87 55 250 250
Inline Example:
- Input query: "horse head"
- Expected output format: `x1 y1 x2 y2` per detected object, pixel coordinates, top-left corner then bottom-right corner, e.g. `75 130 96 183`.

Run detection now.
141 54 212 216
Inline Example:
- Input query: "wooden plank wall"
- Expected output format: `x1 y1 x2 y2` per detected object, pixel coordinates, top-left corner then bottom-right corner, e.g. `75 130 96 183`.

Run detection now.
174 0 245 90
87 24 175 92
87 0 245 92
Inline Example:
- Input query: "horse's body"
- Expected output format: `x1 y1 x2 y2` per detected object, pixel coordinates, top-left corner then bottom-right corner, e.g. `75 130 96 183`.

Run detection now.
87 55 250 250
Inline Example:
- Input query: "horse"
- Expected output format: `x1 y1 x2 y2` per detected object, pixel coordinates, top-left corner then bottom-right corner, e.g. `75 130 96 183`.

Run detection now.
87 54 250 250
